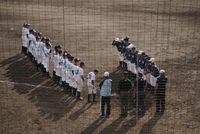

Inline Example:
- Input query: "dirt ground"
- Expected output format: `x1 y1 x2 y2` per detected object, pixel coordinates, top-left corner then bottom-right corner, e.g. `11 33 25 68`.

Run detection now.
0 0 200 133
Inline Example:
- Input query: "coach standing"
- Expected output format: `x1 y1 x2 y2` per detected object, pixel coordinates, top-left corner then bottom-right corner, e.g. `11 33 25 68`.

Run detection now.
117 71 132 117
154 70 168 114
99 72 112 118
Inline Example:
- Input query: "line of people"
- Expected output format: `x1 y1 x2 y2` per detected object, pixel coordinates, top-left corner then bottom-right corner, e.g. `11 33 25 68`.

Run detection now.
112 36 168 116
21 22 168 118
21 23 101 101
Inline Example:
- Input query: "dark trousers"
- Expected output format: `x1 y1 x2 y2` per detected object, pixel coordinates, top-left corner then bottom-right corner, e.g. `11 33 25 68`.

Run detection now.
101 96 111 116
138 93 146 114
156 93 165 112
120 91 129 115
22 46 27 55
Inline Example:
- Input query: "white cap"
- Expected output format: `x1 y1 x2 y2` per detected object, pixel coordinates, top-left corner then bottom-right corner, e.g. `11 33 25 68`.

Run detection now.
159 70 165 74
127 44 134 49
104 72 109 77
115 38 120 42
138 51 143 55
149 58 155 63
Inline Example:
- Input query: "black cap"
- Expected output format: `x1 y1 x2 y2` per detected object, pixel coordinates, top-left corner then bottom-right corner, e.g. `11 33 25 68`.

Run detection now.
80 61 85 67
36 36 41 40
74 58 80 62
94 69 99 73
124 36 129 41
46 38 51 42
46 41 51 46
41 37 46 41
37 31 42 36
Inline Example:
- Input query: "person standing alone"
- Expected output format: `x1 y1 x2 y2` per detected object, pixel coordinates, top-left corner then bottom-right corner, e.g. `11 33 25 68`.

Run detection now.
99 72 112 118
154 70 168 114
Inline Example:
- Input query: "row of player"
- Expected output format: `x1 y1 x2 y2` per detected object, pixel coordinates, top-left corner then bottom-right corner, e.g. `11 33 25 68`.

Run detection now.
112 36 159 91
21 23 98 101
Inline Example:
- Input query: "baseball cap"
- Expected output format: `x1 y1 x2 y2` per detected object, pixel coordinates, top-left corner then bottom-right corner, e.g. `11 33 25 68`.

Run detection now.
159 70 165 74
94 69 99 73
25 23 30 26
80 61 85 66
74 58 80 62
138 51 143 55
46 41 51 46
149 58 155 63
124 36 129 41
104 72 109 77
115 38 120 42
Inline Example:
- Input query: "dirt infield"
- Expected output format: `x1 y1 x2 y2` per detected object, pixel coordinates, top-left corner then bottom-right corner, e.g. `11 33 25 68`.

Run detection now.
0 0 200 133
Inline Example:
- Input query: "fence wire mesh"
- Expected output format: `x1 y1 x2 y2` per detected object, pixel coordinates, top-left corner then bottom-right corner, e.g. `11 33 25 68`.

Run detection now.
0 0 200 134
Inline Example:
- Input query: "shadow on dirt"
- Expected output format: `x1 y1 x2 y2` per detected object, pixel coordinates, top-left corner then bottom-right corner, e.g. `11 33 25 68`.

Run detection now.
139 113 163 134
0 53 79 121
80 117 106 134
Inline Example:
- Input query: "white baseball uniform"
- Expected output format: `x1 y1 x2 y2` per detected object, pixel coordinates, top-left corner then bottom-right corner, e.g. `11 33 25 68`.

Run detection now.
43 47 51 72
76 67 84 92
22 27 29 48
87 72 97 94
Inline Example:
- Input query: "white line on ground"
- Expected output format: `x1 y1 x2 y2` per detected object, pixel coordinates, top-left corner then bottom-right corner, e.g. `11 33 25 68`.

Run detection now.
0 80 52 89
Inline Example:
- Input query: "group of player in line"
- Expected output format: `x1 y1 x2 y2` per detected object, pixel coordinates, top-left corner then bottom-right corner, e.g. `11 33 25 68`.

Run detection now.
112 36 168 115
112 36 160 93
21 23 99 101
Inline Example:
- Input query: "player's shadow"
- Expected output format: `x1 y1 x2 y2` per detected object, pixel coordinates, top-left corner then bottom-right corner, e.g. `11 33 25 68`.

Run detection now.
68 103 93 121
80 117 106 134
0 53 78 121
115 116 138 134
99 117 125 134
138 113 163 134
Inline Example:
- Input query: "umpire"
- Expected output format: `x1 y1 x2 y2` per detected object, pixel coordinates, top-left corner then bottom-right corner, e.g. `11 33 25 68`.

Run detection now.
154 70 168 113
133 73 146 115
118 71 132 117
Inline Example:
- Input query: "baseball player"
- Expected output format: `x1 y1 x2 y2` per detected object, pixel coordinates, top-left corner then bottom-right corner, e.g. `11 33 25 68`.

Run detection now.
87 69 99 102
61 50 68 88
35 36 41 67
37 37 46 71
43 41 52 78
149 58 159 87
76 61 85 100
56 50 63 84
71 58 80 97
53 45 62 81
112 38 123 69
67 55 75 95
130 48 138 81
21 23 30 55
28 29 37 62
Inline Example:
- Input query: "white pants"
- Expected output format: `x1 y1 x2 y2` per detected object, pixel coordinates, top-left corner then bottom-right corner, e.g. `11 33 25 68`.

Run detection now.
150 75 158 87
131 63 137 74
127 61 131 71
55 67 62 77
77 78 83 92
87 83 97 94
119 52 124 61
37 51 42 64
22 36 28 48
44 57 50 72
61 69 66 81
146 73 151 84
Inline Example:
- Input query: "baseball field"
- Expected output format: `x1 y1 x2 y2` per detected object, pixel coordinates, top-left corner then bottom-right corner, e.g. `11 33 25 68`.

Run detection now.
0 0 200 133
